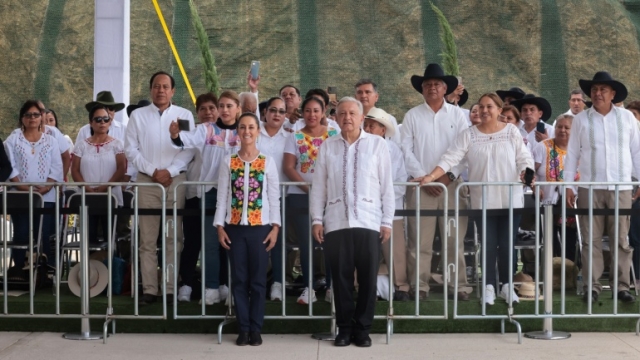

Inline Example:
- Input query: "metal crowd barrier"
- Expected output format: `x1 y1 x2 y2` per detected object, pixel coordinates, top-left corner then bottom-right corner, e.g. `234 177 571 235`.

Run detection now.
0 182 167 343
452 181 640 344
3 179 640 345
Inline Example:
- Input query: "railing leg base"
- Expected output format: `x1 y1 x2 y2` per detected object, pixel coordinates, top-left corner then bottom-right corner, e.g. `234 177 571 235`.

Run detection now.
64 318 103 341
217 318 235 344
525 330 571 340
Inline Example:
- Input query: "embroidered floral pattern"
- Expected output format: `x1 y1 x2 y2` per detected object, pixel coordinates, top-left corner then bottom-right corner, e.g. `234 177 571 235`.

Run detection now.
542 139 579 182
205 123 239 148
228 154 266 226
294 127 338 174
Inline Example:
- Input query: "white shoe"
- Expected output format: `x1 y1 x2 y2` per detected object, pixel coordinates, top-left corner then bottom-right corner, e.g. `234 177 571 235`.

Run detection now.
324 288 332 302
270 282 283 301
297 287 317 304
177 285 192 302
484 285 495 305
219 285 229 301
199 288 220 305
499 283 520 304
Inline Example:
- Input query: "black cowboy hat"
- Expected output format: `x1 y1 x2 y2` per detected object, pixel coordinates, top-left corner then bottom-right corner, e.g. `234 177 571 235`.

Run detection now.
85 91 126 112
410 63 458 96
510 94 553 121
496 87 526 102
579 71 628 104
126 100 151 117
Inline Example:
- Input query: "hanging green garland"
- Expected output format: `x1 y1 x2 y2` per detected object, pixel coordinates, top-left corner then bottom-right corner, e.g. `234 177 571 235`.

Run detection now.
430 2 459 77
189 0 220 96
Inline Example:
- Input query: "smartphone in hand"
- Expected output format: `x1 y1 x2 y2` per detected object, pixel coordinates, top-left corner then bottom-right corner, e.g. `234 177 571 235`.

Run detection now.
177 119 190 132
250 61 260 80
524 168 535 187
536 121 546 134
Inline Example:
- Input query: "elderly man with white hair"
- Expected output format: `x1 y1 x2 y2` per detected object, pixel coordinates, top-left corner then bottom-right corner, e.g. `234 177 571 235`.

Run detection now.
311 97 395 348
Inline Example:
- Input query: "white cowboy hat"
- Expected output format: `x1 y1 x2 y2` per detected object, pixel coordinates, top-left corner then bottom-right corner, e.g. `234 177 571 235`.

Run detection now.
365 107 395 138
517 282 543 301
68 259 109 298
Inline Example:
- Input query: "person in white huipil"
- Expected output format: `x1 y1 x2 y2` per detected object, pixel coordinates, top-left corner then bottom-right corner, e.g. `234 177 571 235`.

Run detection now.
564 71 640 304
5 100 63 269
71 104 126 243
170 91 242 306
255 96 290 301
419 93 534 306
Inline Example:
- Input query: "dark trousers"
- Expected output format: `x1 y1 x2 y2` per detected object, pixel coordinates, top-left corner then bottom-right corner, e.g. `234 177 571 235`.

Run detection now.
179 196 202 288
11 202 54 268
477 214 522 287
324 227 380 336
287 194 331 287
629 198 640 279
226 224 271 333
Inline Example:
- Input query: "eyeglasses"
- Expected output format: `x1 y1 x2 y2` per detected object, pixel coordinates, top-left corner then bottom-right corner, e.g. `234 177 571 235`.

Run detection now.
22 112 41 119
268 107 287 115
92 116 111 123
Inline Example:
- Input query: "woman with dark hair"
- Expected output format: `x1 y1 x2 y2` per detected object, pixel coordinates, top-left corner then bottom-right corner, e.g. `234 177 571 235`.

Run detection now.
256 96 289 301
283 96 340 304
71 105 126 242
469 103 481 126
420 93 534 305
170 90 241 305
215 113 281 346
43 108 74 154
500 105 521 126
4 100 63 268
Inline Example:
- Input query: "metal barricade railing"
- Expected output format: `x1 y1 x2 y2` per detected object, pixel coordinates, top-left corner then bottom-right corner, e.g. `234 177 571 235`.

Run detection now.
453 181 640 344
0 182 168 343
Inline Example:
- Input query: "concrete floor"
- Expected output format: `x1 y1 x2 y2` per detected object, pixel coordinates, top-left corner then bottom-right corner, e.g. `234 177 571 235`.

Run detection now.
0 332 639 359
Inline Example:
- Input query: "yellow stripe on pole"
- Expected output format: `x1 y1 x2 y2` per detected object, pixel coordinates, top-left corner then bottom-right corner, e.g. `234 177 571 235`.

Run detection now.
151 0 196 105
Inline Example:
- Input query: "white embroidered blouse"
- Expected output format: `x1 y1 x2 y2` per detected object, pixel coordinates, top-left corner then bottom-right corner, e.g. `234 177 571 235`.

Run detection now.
72 137 125 206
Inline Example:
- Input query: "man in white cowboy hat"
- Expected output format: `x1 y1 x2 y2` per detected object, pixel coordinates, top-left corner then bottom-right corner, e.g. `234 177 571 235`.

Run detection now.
363 107 410 301
564 71 640 303
511 94 555 149
354 79 400 143
399 63 472 301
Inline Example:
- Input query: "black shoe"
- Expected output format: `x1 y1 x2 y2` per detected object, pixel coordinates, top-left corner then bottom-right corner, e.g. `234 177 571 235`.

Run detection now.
249 332 262 346
618 290 636 303
138 293 157 305
582 291 598 303
393 290 410 302
236 332 250 346
334 332 351 347
353 334 372 347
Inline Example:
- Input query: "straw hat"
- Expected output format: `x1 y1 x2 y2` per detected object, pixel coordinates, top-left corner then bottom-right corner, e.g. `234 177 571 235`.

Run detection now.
517 282 543 301
68 260 109 298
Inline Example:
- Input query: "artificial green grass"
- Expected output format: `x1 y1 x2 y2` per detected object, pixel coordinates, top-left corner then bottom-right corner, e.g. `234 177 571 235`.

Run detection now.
0 286 638 334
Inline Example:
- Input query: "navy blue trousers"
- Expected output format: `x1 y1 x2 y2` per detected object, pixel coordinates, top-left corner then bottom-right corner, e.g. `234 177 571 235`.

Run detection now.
226 224 271 333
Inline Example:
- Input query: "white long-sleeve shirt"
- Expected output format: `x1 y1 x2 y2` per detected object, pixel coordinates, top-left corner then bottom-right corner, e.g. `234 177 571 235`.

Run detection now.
173 121 239 194
124 103 196 178
518 120 555 150
400 101 468 179
388 140 407 220
4 131 63 202
75 119 137 177
437 124 533 209
256 126 290 183
310 131 395 234
214 153 281 227
564 106 640 192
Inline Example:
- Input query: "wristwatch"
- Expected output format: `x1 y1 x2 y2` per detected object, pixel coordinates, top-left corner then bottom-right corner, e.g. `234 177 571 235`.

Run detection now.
446 172 457 182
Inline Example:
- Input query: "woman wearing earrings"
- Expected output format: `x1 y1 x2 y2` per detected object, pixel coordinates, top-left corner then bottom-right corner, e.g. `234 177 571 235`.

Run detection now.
215 113 281 346
4 100 63 269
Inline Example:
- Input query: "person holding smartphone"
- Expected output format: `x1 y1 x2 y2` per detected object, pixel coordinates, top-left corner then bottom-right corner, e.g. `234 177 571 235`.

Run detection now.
419 93 534 306
510 94 555 151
